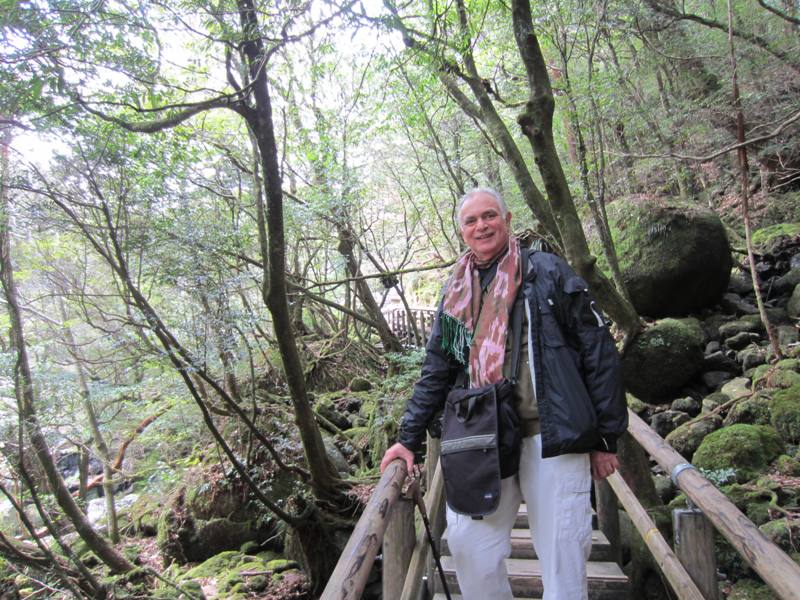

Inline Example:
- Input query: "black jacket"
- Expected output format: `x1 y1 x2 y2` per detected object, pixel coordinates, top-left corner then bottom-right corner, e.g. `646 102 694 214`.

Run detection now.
398 251 628 458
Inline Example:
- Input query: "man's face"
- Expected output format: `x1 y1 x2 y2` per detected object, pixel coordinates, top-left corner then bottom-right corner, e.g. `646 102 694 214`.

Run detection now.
459 193 512 262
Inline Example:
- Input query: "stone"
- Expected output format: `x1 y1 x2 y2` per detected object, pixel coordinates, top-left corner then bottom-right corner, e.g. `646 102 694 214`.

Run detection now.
701 370 733 390
724 331 761 350
650 410 691 437
705 340 721 354
621 318 705 402
701 392 729 413
349 376 372 392
322 434 351 473
588 197 732 317
774 454 800 476
759 518 796 555
789 284 800 319
723 395 771 427
771 267 800 295
316 399 352 430
737 346 767 370
693 424 784 482
719 293 758 315
719 319 763 340
665 415 723 460
727 272 753 294
626 393 650 417
702 350 739 372
652 474 676 504
769 384 800 444
670 396 700 415
778 324 798 346
720 377 751 400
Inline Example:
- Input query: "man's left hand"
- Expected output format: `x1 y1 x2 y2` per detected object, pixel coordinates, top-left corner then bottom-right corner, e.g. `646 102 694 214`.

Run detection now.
590 451 619 480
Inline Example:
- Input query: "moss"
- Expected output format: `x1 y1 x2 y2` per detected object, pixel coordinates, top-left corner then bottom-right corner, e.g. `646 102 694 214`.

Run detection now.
759 518 798 554
181 550 246 579
774 454 800 476
727 578 777 599
240 540 260 555
723 395 771 427
750 222 800 249
693 424 784 482
769 385 800 444
626 393 649 415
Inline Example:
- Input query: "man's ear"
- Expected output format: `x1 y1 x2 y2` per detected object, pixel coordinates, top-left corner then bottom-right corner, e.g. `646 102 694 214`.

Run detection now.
506 211 513 226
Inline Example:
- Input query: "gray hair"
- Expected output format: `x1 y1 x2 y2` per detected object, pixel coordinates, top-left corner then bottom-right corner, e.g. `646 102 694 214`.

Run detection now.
457 188 508 223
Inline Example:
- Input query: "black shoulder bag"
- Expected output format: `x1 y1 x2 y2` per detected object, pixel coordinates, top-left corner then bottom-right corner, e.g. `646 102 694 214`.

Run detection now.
439 276 526 518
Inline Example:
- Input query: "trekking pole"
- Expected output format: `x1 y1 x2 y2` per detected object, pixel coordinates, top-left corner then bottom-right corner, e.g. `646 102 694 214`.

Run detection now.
407 467 452 600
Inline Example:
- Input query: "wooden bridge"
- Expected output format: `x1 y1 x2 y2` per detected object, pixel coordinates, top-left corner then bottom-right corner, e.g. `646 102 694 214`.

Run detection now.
321 409 800 600
383 307 437 348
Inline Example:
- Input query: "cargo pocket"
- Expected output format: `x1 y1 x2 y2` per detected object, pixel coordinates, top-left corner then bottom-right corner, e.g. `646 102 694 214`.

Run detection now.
557 466 592 547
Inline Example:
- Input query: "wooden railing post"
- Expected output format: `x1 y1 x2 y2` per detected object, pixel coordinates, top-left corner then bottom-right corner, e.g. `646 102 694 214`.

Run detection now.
594 478 621 565
320 460 407 600
383 496 416 600
673 507 718 600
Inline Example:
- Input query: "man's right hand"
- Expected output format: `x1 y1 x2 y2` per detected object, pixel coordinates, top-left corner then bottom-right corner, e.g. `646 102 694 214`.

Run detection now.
380 442 415 475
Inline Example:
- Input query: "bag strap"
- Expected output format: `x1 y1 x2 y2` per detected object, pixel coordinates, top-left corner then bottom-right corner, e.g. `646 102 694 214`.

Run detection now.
508 247 531 385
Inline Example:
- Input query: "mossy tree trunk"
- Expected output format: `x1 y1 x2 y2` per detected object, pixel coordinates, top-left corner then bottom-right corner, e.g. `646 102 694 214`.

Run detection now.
510 0 640 339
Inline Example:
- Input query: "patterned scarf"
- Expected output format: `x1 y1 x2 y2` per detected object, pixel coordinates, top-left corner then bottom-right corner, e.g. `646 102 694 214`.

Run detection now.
441 237 521 388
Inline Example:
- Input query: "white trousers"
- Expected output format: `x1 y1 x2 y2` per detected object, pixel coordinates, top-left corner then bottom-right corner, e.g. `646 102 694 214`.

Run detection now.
445 435 592 600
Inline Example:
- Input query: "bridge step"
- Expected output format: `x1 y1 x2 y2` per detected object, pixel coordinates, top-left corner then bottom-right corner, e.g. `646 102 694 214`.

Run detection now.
441 527 615 561
434 556 628 599
433 504 627 599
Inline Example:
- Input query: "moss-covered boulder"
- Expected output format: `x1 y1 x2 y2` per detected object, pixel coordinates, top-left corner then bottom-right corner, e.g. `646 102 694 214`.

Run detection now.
759 518 799 555
591 197 731 317
693 424 784 482
665 415 722 460
769 384 800 443
621 318 705 402
156 490 260 565
723 394 772 427
751 222 800 251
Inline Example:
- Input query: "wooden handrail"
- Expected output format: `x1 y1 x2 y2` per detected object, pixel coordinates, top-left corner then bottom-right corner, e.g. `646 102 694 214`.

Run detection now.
607 471 705 600
626 409 800 600
320 460 408 600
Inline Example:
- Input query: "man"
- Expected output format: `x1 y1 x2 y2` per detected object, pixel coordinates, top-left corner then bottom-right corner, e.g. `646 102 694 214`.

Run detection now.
380 188 628 600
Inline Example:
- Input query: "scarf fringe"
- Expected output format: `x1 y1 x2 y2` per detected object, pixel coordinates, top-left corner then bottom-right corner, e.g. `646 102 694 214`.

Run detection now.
440 311 472 366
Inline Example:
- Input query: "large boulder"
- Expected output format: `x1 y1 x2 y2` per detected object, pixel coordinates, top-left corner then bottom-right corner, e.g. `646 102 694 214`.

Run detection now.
769 384 800 444
621 318 705 402
693 424 784 482
593 197 731 317
665 414 722 460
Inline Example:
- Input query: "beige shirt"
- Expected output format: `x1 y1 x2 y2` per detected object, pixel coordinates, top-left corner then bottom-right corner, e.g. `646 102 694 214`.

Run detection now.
503 310 540 436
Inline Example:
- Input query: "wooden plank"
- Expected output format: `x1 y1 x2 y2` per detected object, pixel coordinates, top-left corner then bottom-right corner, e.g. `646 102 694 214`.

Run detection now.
627 409 800 600
606 471 705 600
441 528 613 561
674 508 718 600
438 556 628 599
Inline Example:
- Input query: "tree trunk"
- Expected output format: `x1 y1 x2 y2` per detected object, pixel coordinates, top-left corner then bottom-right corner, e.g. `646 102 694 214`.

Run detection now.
336 225 403 352
510 0 640 339
236 0 342 502
0 128 133 574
